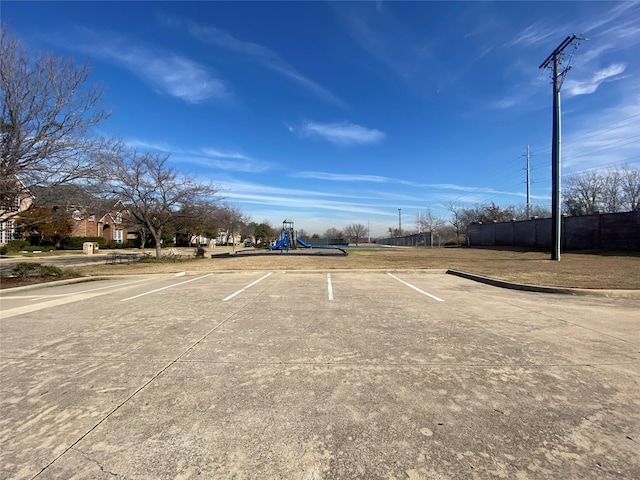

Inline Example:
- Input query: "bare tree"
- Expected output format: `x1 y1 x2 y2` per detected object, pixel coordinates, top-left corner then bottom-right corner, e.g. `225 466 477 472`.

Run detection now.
563 171 602 215
1 28 113 207
103 150 218 258
446 203 464 243
324 227 343 240
601 168 624 213
418 208 445 247
170 201 220 247
563 167 640 215
344 223 367 245
214 204 249 251
511 203 551 219
620 165 640 211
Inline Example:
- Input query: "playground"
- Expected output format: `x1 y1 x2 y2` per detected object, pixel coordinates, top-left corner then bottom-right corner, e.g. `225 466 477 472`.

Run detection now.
263 219 348 256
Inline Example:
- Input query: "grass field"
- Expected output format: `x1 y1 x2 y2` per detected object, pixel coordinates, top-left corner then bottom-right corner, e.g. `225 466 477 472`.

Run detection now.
64 246 640 290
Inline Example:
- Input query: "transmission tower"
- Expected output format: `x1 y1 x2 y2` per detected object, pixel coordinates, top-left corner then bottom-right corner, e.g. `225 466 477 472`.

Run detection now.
523 144 531 219
539 34 586 261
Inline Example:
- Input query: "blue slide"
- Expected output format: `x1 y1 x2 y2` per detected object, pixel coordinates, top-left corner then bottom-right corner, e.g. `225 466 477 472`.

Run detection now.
270 238 288 250
296 237 312 248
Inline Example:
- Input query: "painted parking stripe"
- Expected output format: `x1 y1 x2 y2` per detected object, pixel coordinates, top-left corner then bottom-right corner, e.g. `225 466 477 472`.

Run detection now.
29 278 151 301
386 273 444 302
223 272 273 302
121 274 214 302
327 273 334 301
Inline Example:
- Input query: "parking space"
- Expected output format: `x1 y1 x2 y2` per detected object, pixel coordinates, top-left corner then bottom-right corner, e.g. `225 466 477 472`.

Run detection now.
1 272 639 479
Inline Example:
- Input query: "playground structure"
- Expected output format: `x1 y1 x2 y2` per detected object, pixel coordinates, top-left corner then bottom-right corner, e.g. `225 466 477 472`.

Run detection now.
270 219 312 252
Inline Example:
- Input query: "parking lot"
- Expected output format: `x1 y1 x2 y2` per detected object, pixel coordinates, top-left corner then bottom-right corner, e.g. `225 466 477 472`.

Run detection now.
1 271 639 479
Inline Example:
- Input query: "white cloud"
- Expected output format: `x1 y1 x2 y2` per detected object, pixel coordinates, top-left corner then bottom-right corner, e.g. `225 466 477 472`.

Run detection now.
168 18 346 108
199 148 252 161
61 30 229 104
506 21 559 48
563 63 627 97
124 138 268 173
300 121 386 146
292 171 391 183
563 92 640 172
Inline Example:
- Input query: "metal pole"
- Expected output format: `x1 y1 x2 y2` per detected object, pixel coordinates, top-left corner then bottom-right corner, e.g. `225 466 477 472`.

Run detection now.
525 144 531 220
551 55 561 261
539 34 585 261
398 208 402 237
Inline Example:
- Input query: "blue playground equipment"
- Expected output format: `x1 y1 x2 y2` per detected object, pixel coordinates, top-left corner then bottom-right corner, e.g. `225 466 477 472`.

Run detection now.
270 219 311 252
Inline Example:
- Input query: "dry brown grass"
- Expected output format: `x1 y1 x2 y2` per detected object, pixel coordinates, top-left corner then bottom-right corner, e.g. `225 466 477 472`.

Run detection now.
70 246 640 290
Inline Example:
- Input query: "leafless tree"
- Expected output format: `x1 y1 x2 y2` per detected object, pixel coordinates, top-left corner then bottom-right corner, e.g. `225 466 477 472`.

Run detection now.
511 204 551 219
562 167 640 215
103 150 218 258
344 223 367 245
620 165 640 211
563 170 602 215
324 227 343 240
214 203 249 251
417 208 445 247
601 168 624 213
1 28 113 209
445 203 465 243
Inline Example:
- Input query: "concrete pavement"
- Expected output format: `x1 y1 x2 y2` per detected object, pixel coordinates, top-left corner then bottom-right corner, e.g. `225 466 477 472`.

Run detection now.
1 271 639 479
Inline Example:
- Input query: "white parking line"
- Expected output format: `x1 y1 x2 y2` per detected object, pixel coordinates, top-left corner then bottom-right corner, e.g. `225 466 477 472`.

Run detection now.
223 272 273 302
386 273 444 302
327 273 334 300
121 274 214 302
28 278 151 301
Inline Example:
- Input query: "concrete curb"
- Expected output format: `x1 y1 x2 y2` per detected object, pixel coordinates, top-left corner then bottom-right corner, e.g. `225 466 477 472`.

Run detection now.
3 270 639 298
446 269 640 297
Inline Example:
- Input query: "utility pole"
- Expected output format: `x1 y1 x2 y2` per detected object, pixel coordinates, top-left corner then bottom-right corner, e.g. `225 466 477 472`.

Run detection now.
539 34 585 261
398 208 402 237
524 144 531 219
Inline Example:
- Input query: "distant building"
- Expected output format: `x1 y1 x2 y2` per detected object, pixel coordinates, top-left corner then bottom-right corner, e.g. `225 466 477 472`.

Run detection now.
0 177 34 245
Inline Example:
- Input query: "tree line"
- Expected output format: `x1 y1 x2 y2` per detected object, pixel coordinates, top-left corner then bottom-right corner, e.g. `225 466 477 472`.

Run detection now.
1 28 250 257
3 27 638 252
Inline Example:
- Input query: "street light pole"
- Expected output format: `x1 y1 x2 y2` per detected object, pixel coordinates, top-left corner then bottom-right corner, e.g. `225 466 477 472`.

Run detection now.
398 208 402 237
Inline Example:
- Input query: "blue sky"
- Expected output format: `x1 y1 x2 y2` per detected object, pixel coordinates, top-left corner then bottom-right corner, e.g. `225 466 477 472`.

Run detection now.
4 1 639 237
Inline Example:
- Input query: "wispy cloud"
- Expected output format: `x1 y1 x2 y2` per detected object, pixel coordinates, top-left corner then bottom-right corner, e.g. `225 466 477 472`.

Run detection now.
579 1 640 37
291 171 531 199
292 171 392 183
506 21 560 48
563 92 640 172
164 17 346 108
63 29 229 104
125 138 269 173
299 121 386 146
563 63 627 97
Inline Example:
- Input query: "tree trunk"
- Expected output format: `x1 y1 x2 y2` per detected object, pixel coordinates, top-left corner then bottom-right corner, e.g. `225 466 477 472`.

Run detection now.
153 232 162 258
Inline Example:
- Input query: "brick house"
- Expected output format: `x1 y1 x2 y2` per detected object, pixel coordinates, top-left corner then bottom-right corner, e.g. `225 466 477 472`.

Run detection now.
28 185 130 244
0 177 34 245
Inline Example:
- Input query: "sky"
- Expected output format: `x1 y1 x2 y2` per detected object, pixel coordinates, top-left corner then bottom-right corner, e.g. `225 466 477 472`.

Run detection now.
3 1 639 237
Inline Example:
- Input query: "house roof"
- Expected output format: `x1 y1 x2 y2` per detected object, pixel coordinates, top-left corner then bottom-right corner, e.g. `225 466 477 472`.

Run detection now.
30 185 124 215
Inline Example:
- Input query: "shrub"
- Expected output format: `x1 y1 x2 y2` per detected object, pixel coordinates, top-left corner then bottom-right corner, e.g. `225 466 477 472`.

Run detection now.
11 262 65 278
6 239 30 252
59 236 106 250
